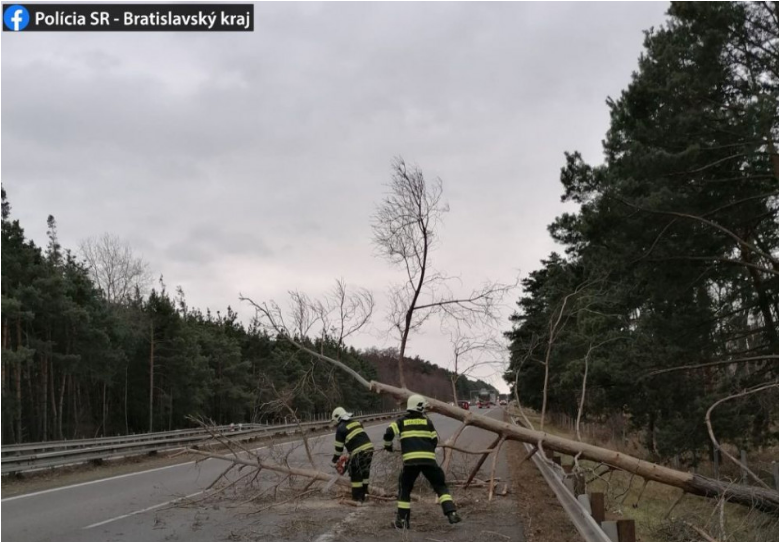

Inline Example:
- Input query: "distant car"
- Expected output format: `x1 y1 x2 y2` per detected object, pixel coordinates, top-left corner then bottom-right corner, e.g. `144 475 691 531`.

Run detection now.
499 400 508 406
458 400 470 410
478 400 488 409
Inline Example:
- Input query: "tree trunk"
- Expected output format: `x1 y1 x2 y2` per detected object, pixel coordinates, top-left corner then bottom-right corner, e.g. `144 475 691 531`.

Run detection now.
26 365 34 439
451 375 459 405
576 354 589 442
15 318 23 441
124 365 129 435
397 327 410 389
49 358 58 438
149 322 154 433
366 380 778 511
275 333 778 511
57 373 66 440
2 318 7 393
73 380 80 439
102 382 107 436
41 354 48 441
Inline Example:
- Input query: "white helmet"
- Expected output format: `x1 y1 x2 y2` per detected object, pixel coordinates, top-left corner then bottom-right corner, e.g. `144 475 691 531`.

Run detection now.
406 394 428 413
331 407 352 426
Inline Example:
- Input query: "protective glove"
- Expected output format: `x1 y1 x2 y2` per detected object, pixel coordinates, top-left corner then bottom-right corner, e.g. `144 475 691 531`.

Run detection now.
384 445 393 453
331 455 340 465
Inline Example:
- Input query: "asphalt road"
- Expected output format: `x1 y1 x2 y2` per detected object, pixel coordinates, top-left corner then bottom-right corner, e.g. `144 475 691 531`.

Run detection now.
1 406 509 541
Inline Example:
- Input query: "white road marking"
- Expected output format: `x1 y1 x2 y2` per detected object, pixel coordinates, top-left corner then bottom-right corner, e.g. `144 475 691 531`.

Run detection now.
82 491 205 529
0 461 196 503
2 419 391 504
2 419 394 532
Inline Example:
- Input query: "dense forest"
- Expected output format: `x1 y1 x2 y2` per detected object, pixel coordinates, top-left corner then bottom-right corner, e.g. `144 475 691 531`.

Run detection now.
506 1 778 465
364 348 498 409
0 192 493 443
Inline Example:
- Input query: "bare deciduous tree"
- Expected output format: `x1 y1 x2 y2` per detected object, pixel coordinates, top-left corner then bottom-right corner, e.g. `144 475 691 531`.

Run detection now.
79 233 151 304
372 158 513 387
537 280 596 430
445 323 506 405
575 336 627 442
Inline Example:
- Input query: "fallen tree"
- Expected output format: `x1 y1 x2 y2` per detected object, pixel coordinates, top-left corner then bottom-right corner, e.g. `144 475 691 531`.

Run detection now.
238 299 779 513
368 380 778 512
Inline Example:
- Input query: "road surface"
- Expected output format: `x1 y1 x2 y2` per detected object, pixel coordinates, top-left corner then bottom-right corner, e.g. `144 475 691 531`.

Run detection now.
2 407 522 541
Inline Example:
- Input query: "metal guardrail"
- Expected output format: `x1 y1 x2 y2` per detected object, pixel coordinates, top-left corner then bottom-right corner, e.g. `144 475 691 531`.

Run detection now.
507 406 611 543
1 424 267 455
1 410 400 475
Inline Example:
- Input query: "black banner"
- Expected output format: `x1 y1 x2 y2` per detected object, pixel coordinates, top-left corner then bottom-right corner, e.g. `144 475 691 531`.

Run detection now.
2 4 254 32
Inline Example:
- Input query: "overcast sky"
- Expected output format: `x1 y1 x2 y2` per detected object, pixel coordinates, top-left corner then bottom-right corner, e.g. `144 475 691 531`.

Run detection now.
2 2 669 393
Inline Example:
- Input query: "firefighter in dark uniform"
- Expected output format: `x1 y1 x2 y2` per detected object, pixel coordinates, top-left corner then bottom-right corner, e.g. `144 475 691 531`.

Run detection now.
383 394 462 528
331 406 374 502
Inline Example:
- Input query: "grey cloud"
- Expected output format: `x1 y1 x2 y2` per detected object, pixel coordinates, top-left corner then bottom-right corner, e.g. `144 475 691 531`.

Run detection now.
1 2 669 391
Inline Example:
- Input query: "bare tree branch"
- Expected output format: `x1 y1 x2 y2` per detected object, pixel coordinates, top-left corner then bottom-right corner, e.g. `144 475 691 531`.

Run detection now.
705 381 778 489
640 355 778 379
613 196 779 269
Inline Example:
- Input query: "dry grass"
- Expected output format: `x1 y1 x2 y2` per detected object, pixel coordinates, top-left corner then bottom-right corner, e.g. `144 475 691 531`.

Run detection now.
505 438 581 542
517 407 778 542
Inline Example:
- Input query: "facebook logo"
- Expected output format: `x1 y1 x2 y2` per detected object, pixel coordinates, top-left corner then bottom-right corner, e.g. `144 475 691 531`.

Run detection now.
4 5 30 31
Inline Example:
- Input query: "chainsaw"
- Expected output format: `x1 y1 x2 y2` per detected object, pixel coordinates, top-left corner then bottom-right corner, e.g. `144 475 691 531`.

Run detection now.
321 454 349 493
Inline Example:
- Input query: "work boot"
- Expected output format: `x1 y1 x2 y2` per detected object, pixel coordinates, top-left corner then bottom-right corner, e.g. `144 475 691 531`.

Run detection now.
393 514 411 529
447 511 462 524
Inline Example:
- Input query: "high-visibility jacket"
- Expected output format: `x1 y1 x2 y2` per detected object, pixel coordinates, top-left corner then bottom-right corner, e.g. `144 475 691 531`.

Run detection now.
383 411 439 465
332 419 373 463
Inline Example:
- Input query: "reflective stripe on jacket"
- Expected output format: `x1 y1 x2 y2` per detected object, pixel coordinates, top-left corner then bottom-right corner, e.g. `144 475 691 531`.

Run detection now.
383 411 439 465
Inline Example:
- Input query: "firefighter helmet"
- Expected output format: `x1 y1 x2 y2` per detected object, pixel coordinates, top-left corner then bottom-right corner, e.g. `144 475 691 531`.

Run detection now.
331 406 351 426
406 394 428 413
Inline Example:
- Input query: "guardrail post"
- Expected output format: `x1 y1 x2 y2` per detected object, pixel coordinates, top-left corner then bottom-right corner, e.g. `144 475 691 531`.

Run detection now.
616 519 635 542
577 494 591 512
589 492 605 523
601 521 619 542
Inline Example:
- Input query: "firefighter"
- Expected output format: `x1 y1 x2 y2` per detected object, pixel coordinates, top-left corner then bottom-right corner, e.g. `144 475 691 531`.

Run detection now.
383 394 462 529
331 407 374 502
